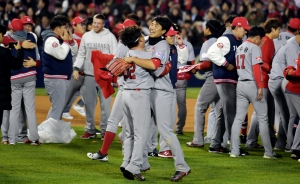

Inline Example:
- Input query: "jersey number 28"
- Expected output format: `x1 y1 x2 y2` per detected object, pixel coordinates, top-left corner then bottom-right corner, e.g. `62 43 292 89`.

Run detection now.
236 54 245 69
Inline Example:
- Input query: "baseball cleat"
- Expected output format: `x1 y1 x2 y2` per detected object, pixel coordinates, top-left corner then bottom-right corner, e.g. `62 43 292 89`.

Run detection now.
263 153 282 159
80 132 96 139
209 147 229 153
230 154 242 158
170 169 191 182
31 141 42 146
62 112 74 120
239 148 249 156
239 134 247 144
95 129 101 135
73 104 86 116
87 151 108 161
158 150 173 158
120 167 134 180
245 142 263 149
186 141 204 148
1 140 8 144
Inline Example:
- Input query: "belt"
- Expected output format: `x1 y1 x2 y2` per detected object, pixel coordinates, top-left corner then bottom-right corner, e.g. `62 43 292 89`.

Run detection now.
124 88 149 91
79 72 85 76
240 79 252 81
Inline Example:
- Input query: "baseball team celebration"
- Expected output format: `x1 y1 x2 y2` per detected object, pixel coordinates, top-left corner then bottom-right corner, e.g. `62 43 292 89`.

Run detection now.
0 0 300 183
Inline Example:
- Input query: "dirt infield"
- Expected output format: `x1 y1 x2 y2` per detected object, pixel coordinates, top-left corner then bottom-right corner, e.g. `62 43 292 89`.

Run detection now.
35 96 254 132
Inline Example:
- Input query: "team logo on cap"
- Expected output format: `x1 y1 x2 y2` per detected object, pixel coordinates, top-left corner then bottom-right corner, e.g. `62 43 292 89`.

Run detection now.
27 18 31 22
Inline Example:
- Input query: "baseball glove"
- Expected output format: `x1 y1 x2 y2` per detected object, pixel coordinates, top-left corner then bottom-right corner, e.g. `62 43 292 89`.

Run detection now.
105 58 131 76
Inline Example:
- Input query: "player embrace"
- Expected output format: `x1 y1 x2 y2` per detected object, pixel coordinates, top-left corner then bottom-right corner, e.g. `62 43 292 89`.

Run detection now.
230 26 281 159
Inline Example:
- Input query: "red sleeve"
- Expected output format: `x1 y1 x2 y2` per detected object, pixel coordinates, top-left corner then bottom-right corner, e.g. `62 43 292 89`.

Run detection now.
2 36 15 46
289 54 300 78
152 58 161 69
198 61 211 70
36 60 40 68
160 62 171 76
261 38 274 73
253 64 263 88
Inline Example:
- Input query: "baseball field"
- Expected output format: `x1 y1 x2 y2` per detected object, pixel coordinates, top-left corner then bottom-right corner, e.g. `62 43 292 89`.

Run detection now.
0 88 299 183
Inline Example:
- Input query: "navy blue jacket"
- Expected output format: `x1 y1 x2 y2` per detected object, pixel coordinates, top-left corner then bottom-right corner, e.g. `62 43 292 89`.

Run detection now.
169 45 178 89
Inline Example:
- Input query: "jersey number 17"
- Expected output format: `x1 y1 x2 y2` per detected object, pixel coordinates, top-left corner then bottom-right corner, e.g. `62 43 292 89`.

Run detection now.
236 54 245 69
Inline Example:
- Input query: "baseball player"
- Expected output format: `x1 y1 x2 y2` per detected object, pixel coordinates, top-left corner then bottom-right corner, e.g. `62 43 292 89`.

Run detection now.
42 15 78 121
283 53 300 161
230 26 281 159
246 18 281 149
0 25 24 144
124 16 191 182
72 14 117 139
1 19 40 145
62 16 86 120
186 19 225 148
206 17 248 153
158 25 189 158
175 25 195 135
87 16 140 161
119 26 155 181
269 24 300 149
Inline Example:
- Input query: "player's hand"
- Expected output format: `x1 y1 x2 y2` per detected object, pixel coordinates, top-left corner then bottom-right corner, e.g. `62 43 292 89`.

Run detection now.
124 57 134 63
67 28 73 40
73 70 79 80
190 69 197 74
23 57 36 68
226 64 235 71
256 88 263 101
61 29 70 41
176 35 183 45
22 40 36 49
14 41 21 50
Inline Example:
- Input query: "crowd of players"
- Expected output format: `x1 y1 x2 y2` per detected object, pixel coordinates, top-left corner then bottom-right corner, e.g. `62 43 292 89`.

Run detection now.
1 0 300 182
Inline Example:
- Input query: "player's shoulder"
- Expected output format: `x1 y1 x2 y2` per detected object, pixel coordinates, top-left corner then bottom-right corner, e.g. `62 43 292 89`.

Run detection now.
156 40 169 47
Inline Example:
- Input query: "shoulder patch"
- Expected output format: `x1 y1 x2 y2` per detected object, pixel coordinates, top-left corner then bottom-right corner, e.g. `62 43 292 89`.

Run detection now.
52 42 58 48
155 52 165 59
217 43 223 49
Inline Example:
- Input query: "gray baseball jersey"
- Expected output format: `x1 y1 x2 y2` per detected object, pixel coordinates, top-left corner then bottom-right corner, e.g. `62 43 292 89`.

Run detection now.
199 37 216 78
115 41 129 86
123 50 154 89
183 40 195 62
236 41 262 80
269 37 300 79
273 32 294 53
145 40 173 92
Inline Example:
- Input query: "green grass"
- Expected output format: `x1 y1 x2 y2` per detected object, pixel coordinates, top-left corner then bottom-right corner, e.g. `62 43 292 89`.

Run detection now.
36 88 201 99
0 127 299 184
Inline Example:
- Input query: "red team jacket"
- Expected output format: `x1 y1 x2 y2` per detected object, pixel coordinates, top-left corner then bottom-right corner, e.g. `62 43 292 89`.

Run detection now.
284 53 300 95
91 50 115 98
260 36 275 88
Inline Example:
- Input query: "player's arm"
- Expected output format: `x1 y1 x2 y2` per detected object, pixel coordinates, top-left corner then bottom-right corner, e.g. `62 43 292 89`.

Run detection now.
124 57 160 70
261 39 274 73
109 34 118 55
286 46 299 66
6 42 24 70
285 54 300 79
252 47 264 100
73 35 86 70
207 36 231 68
44 37 72 61
186 41 196 65
176 44 188 64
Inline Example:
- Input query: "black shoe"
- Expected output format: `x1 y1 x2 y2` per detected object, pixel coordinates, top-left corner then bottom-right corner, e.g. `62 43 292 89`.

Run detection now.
239 134 247 144
170 170 191 182
120 167 134 180
148 152 158 157
291 150 300 160
209 147 229 153
95 129 101 135
176 131 183 135
133 173 146 181
239 148 249 156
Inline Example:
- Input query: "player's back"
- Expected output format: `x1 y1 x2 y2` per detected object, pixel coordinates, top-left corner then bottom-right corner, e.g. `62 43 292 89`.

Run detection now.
123 50 154 89
236 41 262 81
273 31 294 53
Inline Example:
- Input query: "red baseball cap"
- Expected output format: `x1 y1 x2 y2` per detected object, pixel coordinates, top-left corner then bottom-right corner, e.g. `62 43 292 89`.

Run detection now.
88 3 96 8
117 19 137 30
165 26 178 36
232 17 251 30
9 19 24 31
21 16 34 26
288 18 300 30
71 16 85 26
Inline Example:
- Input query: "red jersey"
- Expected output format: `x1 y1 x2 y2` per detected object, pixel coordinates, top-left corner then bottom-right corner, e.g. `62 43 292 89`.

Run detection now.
285 54 300 95
260 36 275 88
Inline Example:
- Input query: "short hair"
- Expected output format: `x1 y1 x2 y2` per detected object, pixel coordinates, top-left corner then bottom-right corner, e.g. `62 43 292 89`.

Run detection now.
248 26 265 38
263 18 281 34
93 14 106 22
119 26 142 49
0 24 6 37
152 15 172 34
50 15 70 30
287 26 298 33
126 13 141 26
225 14 237 24
206 19 225 38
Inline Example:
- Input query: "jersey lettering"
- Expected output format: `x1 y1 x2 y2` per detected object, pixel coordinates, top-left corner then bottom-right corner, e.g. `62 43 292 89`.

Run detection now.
236 54 245 69
233 45 238 51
